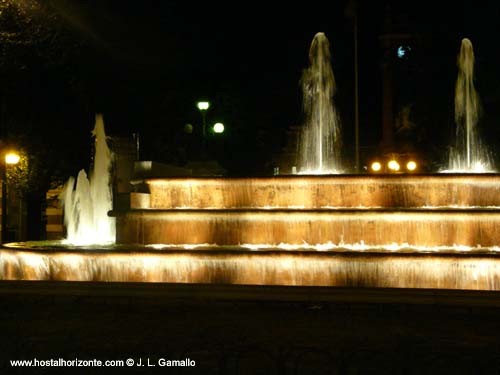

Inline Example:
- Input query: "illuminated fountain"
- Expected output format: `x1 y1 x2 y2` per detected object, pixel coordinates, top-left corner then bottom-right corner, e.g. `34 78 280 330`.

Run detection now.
2 36 500 292
443 38 494 172
3 173 500 290
118 176 500 248
298 32 342 174
61 114 115 245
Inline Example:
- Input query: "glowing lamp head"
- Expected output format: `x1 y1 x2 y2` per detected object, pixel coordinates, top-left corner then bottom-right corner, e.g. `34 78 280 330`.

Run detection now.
197 101 210 111
388 160 400 172
5 152 20 165
213 122 224 133
406 160 417 171
371 161 382 172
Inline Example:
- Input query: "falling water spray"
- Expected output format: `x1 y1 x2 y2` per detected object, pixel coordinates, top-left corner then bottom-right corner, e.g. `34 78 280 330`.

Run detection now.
444 38 494 172
62 114 115 245
298 33 342 174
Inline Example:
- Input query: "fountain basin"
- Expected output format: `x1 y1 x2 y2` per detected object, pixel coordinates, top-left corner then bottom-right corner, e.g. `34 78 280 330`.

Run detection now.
1 243 500 290
47 173 500 291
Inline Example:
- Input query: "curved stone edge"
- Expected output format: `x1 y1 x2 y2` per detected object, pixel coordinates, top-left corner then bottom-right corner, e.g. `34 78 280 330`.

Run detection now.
1 246 500 291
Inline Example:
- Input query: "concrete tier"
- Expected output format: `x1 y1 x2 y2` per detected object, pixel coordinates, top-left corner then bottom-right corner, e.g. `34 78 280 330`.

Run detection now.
114 209 500 247
134 174 500 209
1 247 500 290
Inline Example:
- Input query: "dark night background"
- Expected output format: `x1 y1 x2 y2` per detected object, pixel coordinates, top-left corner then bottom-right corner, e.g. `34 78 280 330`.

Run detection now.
3 0 500 188
4 3 500 374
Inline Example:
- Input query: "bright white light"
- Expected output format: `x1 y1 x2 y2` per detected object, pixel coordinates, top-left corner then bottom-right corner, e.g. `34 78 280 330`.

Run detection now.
5 153 20 165
406 161 417 171
298 168 343 175
371 162 382 172
197 101 210 111
213 122 224 133
388 160 400 171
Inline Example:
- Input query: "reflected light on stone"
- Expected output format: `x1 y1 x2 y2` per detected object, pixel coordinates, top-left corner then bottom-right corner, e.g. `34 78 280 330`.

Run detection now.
146 244 214 250
145 242 500 253
3 246 500 290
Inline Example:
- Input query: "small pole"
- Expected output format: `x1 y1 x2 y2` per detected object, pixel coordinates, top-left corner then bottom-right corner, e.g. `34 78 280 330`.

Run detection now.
201 111 207 158
354 11 360 172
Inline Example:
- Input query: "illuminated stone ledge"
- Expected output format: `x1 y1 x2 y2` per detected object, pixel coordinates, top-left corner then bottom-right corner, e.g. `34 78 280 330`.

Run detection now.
114 209 500 247
133 174 500 209
1 247 500 290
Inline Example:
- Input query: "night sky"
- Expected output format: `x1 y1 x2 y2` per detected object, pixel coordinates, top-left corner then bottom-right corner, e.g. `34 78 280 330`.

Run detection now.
5 0 500 180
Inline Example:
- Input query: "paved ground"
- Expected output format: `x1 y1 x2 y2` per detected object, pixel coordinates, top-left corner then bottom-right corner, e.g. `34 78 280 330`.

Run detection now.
1 282 500 374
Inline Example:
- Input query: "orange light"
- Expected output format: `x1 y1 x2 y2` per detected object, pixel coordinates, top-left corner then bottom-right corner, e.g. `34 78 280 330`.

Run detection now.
371 162 382 172
407 161 417 171
388 160 400 172
5 152 20 165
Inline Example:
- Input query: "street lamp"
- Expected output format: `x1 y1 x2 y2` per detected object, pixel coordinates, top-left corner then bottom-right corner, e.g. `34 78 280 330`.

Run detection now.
2 150 19 243
197 101 210 137
196 101 210 156
197 101 210 111
5 152 20 165
213 122 224 134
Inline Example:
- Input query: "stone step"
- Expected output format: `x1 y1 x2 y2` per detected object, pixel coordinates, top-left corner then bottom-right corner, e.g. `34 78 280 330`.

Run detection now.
132 174 500 209
2 246 500 290
114 209 500 248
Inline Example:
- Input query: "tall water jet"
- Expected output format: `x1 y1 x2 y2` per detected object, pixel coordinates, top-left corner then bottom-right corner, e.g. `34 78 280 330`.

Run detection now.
61 114 115 245
298 32 342 174
444 38 494 172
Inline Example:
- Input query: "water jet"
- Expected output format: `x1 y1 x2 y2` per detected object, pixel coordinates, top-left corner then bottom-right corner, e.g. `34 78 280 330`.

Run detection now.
61 114 115 245
444 38 494 172
298 33 342 174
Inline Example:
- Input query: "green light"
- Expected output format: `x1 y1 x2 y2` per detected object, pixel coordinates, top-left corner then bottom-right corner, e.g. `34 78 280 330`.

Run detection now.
184 123 193 134
213 122 224 134
197 101 210 111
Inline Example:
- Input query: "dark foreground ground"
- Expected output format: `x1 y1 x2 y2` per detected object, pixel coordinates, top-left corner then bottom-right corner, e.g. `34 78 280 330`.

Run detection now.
1 282 500 374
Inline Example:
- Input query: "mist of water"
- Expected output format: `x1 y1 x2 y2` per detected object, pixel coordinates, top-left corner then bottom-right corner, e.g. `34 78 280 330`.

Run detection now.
61 114 115 245
444 38 494 172
298 32 342 174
